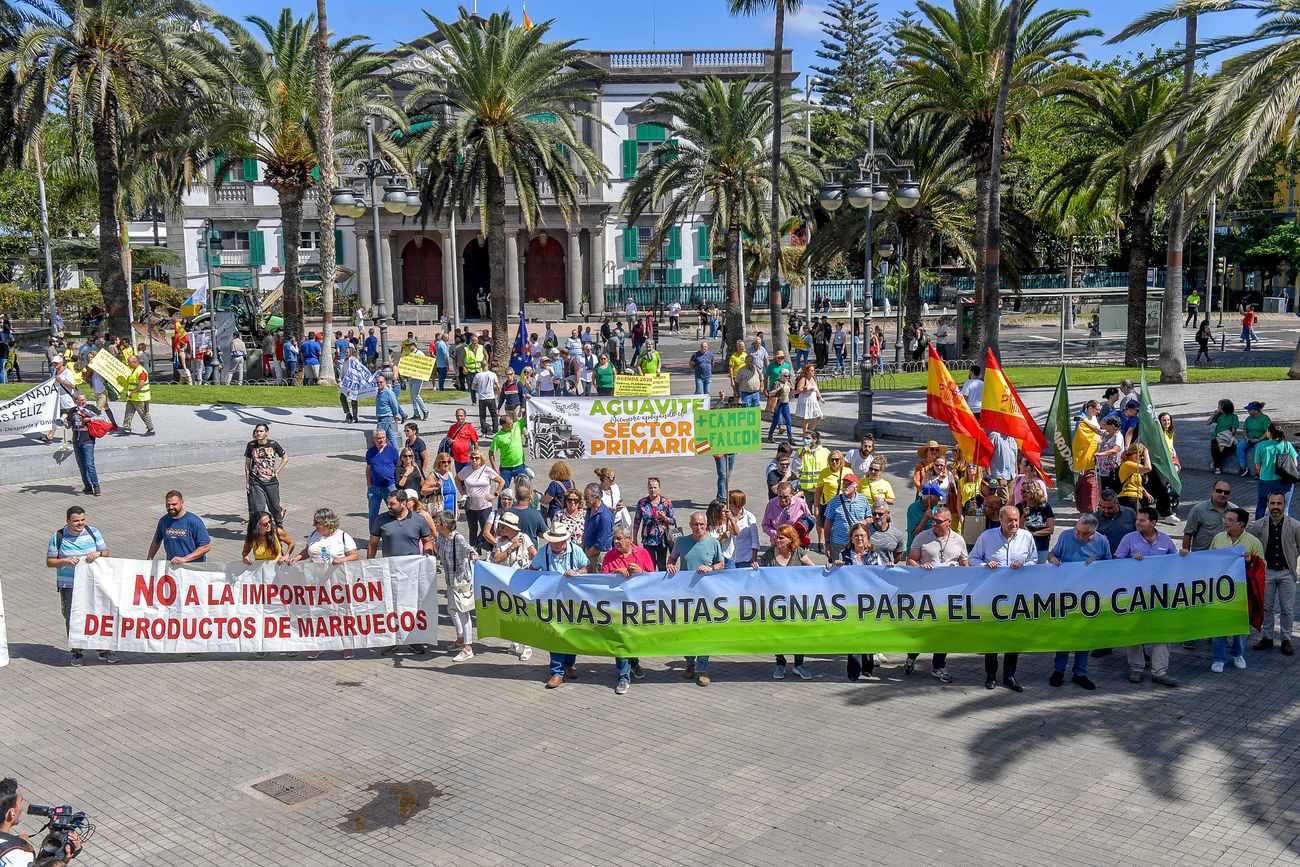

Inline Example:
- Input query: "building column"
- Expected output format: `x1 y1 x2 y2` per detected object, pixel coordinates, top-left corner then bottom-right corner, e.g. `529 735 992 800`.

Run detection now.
566 230 583 317
379 233 396 316
588 227 606 316
506 231 521 315
391 232 405 304
355 232 372 311
441 230 456 323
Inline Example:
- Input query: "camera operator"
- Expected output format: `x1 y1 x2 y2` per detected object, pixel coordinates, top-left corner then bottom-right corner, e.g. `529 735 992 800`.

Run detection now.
0 779 81 867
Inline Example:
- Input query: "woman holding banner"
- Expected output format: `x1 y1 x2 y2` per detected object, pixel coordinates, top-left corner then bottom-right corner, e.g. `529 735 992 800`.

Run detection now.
633 477 677 571
839 523 881 680
761 525 817 680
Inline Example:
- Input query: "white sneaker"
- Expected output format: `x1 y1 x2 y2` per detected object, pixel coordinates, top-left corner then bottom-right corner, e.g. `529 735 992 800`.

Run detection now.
510 642 523 656
1232 655 1247 670
1210 661 1225 673
453 648 474 662
875 653 890 665
520 647 533 661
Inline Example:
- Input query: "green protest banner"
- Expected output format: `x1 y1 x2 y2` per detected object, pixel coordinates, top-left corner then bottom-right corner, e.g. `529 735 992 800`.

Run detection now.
693 407 762 455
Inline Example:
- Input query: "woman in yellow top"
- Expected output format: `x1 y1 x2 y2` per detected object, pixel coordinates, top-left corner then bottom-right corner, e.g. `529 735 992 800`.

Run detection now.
1117 443 1152 513
958 462 984 545
727 339 748 399
857 457 896 506
242 511 296 564
817 451 853 508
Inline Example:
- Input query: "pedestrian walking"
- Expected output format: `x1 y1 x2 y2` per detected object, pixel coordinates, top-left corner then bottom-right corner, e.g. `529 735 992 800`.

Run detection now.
67 393 103 496
117 355 155 437
244 424 288 527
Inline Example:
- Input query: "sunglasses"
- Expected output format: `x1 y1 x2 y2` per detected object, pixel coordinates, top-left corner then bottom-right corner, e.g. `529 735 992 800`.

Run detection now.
872 511 887 517
1214 488 1230 494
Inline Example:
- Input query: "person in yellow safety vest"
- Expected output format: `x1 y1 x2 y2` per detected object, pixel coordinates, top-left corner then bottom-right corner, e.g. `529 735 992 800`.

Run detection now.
797 430 831 552
119 355 156 436
463 334 487 406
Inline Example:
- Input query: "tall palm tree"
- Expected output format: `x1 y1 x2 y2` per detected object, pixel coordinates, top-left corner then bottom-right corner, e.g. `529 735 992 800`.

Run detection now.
728 0 803 353
1046 73 1180 365
314 0 339 384
6 0 219 339
206 10 390 345
621 77 820 348
891 0 1098 359
399 11 608 372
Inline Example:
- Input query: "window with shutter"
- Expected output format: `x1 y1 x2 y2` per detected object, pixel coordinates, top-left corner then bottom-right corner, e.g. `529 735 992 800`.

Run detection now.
635 123 667 141
623 268 640 287
248 230 266 267
696 268 714 284
242 158 260 182
335 228 345 265
665 226 681 261
621 140 638 179
665 138 679 162
622 228 639 261
665 268 682 285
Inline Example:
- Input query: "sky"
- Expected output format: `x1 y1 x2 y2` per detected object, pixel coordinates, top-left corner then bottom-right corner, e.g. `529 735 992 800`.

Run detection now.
212 0 1266 78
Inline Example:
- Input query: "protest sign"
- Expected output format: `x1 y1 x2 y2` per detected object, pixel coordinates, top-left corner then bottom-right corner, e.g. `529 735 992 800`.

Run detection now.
614 373 672 396
476 549 1247 656
0 378 60 437
397 352 437 382
0 577 9 667
89 348 132 393
339 355 379 401
70 556 439 654
693 407 762 455
526 394 710 460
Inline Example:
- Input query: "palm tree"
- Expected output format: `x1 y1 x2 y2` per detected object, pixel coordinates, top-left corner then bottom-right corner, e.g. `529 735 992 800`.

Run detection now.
891 0 1098 359
314 0 339 384
399 11 608 373
621 77 820 348
6 0 219 340
1046 73 1180 365
206 10 390 345
728 0 804 353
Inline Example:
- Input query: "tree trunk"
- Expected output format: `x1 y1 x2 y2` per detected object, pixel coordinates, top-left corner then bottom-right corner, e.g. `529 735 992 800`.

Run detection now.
980 0 1023 363
766 1 788 354
486 166 510 372
1160 13 1196 384
91 105 130 341
969 162 990 361
903 225 925 337
278 185 306 345
724 214 744 350
316 0 338 384
1288 334 1300 379
118 201 134 336
1124 207 1152 366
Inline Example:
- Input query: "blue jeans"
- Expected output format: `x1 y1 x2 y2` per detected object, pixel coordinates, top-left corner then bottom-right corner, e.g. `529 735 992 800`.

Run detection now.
740 390 759 408
549 652 577 677
285 359 298 382
1256 479 1294 519
615 657 631 680
695 375 711 395
437 366 448 390
685 655 709 672
367 483 394 528
500 464 529 490
834 345 844 370
74 441 98 489
376 417 398 443
0 364 6 383
1237 439 1258 474
768 404 792 440
1053 651 1088 677
795 348 809 368
409 379 427 418
1212 634 1245 664
714 454 734 502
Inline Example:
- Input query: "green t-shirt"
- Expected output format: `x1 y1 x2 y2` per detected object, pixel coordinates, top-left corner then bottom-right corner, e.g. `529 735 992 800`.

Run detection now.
1244 412 1272 441
672 534 724 570
764 361 791 389
1256 439 1296 482
594 363 616 389
639 351 661 375
1212 413 1238 436
490 425 525 469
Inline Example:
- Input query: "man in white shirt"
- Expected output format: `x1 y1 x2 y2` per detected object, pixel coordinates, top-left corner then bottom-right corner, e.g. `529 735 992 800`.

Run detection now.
968 505 1037 692
624 297 638 328
959 364 983 418
472 367 500 434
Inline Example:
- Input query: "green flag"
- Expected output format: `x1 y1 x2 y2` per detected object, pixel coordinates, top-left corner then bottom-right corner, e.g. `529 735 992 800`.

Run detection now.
1138 369 1182 495
1043 367 1075 501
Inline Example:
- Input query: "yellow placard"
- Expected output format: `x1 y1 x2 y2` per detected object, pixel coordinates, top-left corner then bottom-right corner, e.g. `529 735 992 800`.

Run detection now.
89 349 132 393
789 334 807 350
396 352 437 382
614 373 672 396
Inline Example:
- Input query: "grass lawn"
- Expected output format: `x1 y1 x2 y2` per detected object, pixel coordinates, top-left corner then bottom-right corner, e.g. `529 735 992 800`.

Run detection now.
0 382 467 407
821 365 1294 391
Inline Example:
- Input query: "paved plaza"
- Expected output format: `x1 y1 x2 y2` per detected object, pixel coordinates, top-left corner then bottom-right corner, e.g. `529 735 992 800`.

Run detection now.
2 399 1300 866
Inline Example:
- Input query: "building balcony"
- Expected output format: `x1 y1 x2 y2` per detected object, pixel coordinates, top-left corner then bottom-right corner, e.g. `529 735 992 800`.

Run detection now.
590 49 781 73
213 184 252 206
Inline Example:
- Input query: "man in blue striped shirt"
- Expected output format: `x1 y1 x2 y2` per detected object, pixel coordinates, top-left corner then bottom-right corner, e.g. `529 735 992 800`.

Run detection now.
45 506 113 666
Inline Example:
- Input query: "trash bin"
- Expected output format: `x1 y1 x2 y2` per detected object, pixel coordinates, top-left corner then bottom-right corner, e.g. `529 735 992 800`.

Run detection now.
1263 296 1286 313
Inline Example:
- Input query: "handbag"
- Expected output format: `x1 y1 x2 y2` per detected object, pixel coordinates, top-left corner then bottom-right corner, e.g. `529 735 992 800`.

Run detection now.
86 418 115 439
1276 448 1300 484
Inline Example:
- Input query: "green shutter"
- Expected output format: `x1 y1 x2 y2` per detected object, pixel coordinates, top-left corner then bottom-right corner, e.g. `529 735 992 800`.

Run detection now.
242 158 260 182
665 138 679 162
621 140 639 178
334 228 344 265
622 227 639 260
696 268 714 284
248 230 266 267
697 225 710 260
666 268 682 285
208 252 222 267
635 123 667 141
623 268 640 287
665 225 681 261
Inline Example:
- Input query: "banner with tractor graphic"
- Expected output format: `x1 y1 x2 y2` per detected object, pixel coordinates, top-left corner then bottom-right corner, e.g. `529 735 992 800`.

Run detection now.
525 395 712 461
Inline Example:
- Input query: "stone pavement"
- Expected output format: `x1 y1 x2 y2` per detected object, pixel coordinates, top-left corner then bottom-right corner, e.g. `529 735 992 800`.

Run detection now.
2 429 1299 865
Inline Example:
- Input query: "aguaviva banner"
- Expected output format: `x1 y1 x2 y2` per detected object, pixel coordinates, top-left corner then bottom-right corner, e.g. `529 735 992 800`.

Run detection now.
476 550 1247 655
525 395 710 461
0 378 61 437
69 556 438 653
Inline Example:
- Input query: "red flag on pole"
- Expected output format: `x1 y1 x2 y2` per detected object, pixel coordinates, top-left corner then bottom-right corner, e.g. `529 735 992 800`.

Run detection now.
926 345 994 468
981 349 1051 485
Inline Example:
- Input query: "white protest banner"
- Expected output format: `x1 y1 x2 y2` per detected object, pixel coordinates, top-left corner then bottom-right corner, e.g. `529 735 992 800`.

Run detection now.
69 556 438 653
339 355 379 401
526 394 710 460
0 378 61 437
0 576 9 667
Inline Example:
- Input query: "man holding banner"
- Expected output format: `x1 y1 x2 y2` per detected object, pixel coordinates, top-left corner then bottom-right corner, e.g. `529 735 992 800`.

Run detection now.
1116 506 1186 686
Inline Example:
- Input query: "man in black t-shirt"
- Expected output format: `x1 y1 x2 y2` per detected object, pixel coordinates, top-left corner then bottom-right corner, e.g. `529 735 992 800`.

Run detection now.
404 422 429 475
243 423 288 526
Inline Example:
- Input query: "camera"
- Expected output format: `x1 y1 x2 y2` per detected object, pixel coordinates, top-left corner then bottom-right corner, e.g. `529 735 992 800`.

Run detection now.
27 804 88 861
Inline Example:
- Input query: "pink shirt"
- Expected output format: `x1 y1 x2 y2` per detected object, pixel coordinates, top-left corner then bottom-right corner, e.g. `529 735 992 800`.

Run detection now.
762 496 813 544
601 544 654 574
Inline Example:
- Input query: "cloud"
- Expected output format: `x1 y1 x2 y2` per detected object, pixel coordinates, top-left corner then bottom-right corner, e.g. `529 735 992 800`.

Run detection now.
776 3 828 37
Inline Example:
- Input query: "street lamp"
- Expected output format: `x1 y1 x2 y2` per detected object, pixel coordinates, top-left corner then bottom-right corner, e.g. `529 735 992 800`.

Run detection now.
817 118 918 437
330 116 423 376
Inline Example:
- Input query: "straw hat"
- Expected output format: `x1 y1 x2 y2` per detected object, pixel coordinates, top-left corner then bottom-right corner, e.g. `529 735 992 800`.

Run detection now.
541 522 571 544
498 512 521 533
916 440 950 458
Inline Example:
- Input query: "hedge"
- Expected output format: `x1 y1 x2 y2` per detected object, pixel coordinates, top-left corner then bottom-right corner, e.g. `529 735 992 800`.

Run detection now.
0 280 191 319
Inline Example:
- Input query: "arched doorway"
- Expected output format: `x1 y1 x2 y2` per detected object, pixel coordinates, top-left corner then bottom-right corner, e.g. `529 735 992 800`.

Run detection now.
401 238 442 306
463 238 490 319
525 235 566 305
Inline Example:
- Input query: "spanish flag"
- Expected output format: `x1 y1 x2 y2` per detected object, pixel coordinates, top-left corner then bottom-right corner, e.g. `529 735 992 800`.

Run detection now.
522 2 534 29
981 348 1051 483
926 345 993 468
